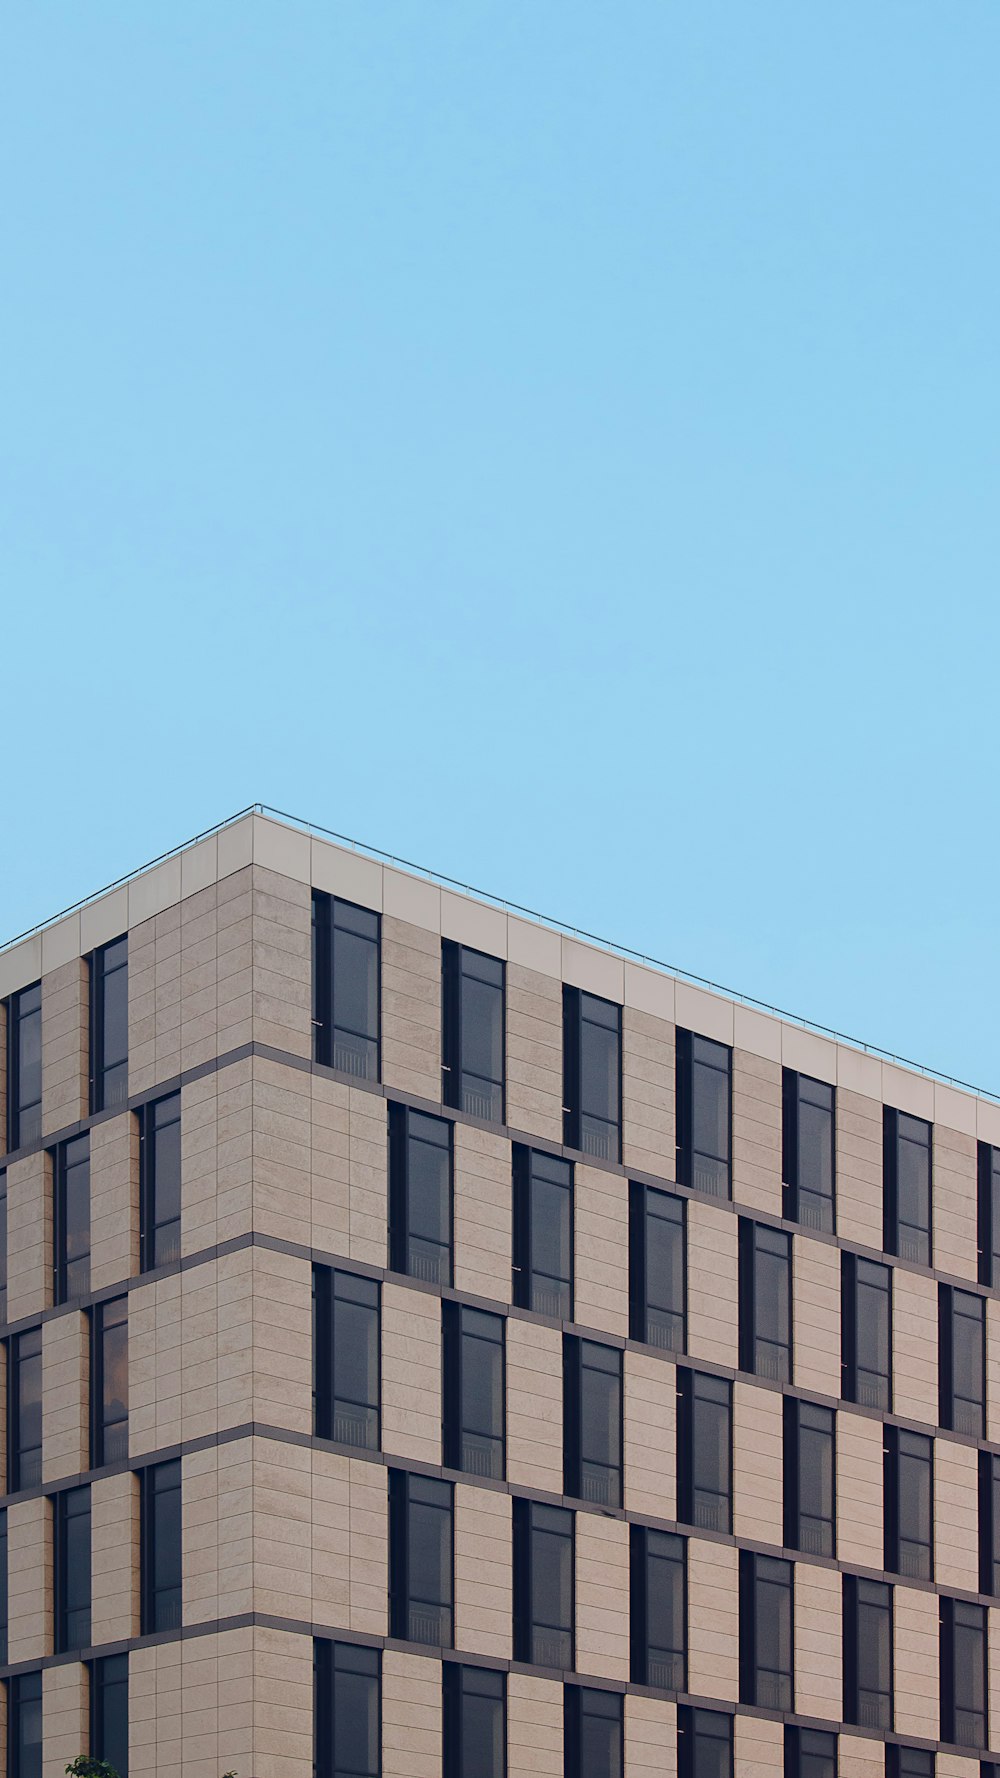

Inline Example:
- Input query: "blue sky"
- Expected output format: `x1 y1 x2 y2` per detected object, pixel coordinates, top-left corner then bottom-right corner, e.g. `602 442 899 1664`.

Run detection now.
2 4 998 1087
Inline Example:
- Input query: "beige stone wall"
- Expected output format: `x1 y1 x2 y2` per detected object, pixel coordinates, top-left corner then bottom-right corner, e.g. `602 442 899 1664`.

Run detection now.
622 1004 674 1179
41 957 88 1135
732 1048 782 1218
505 961 562 1144
575 1162 628 1337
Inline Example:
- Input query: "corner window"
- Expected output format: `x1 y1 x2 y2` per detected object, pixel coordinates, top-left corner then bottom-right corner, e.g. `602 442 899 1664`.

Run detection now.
678 1707 733 1778
512 1145 572 1319
5 982 41 1152
91 1297 129 1467
782 1070 835 1232
140 1459 182 1633
883 1108 932 1266
628 1183 685 1351
388 1104 453 1286
7 1325 43 1490
842 1254 891 1410
54 1483 91 1652
783 1397 835 1559
314 1639 380 1778
442 942 504 1123
312 891 380 1080
312 1266 379 1450
978 1141 1000 1287
512 1498 574 1669
677 1369 732 1534
443 1302 504 1479
940 1598 987 1748
89 935 128 1114
784 1726 837 1778
443 1664 505 1778
53 1134 90 1303
939 1284 985 1437
884 1428 933 1581
563 1336 622 1507
563 986 621 1162
676 1029 731 1199
630 1525 685 1690
90 1654 129 1775
738 1219 792 1382
740 1550 793 1711
139 1092 181 1271
843 1576 892 1731
563 1687 622 1778
388 1470 453 1647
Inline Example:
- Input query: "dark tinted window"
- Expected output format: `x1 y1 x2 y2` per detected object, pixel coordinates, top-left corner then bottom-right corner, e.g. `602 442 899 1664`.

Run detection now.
141 1459 182 1633
564 1337 622 1507
389 1470 453 1647
979 1451 1000 1597
312 891 380 1081
388 1104 452 1286
784 1726 837 1778
8 1326 43 1490
89 935 128 1114
8 1671 42 1778
0 1509 7 1665
442 942 504 1123
842 1255 891 1411
678 1706 733 1778
513 1498 574 1669
0 1168 7 1323
678 1369 731 1533
884 1108 932 1266
939 1285 985 1437
978 1141 1000 1287
783 1398 835 1559
885 1751 934 1778
91 1653 129 1776
885 1428 933 1581
941 1597 987 1749
53 1134 90 1303
563 987 621 1163
314 1638 380 1778
844 1576 892 1731
313 1266 380 1450
92 1297 129 1467
443 1303 504 1479
782 1070 835 1232
676 1029 731 1199
739 1220 792 1382
564 1686 622 1778
630 1525 685 1690
629 1183 685 1351
54 1484 91 1652
740 1551 793 1711
513 1145 572 1319
443 1663 505 1778
6 983 42 1152
139 1093 181 1271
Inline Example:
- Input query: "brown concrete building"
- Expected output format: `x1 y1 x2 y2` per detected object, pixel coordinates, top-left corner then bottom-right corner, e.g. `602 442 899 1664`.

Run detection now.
1 806 1000 1778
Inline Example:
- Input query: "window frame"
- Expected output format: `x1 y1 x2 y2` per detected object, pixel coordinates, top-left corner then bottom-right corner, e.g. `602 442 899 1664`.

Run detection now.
7 1669 43 1778
7 1325 43 1492
782 1068 836 1232
52 1134 91 1305
441 940 505 1124
678 1705 734 1778
512 1145 574 1320
563 1684 623 1778
884 1426 933 1582
940 1596 987 1749
442 1300 505 1480
138 1092 182 1274
53 1483 92 1654
562 985 622 1164
388 1469 454 1648
739 1548 794 1712
512 1497 575 1670
843 1574 893 1731
314 1637 381 1778
783 1396 836 1559
88 934 128 1116
312 890 382 1081
5 982 42 1154
90 1653 129 1775
0 1166 8 1324
0 1507 8 1666
312 1264 381 1451
388 1102 454 1287
738 1218 793 1382
675 1027 732 1200
883 1106 933 1267
628 1181 686 1352
140 1459 182 1634
629 1523 686 1691
939 1284 986 1438
90 1295 129 1469
783 1725 838 1778
563 1334 623 1508
979 1450 1000 1597
978 1140 1000 1287
443 1661 506 1778
677 1368 732 1535
842 1253 892 1411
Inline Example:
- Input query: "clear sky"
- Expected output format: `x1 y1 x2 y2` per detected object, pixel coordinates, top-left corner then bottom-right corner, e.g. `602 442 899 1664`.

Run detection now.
2 4 999 1088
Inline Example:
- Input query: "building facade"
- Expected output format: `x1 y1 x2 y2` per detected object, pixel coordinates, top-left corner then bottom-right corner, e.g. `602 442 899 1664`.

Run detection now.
1 808 1000 1778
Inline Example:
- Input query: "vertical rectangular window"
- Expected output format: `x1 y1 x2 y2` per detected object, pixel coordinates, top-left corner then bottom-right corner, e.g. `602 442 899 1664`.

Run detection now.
90 1654 129 1776
141 1459 182 1633
563 1336 622 1507
563 986 621 1163
139 1092 181 1271
312 891 381 1080
442 1302 505 1479
884 1428 933 1581
842 1254 892 1410
564 1686 623 1778
738 1219 792 1382
628 1183 685 1350
5 983 42 1153
740 1550 793 1711
512 1146 573 1318
630 1525 685 1690
313 1266 380 1449
678 1706 733 1778
388 1104 453 1286
8 1671 43 1778
783 1397 835 1558
676 1029 732 1199
8 1326 43 1490
314 1639 380 1778
89 935 128 1114
843 1576 893 1731
91 1297 129 1467
388 1470 453 1647
54 1483 91 1652
940 1597 987 1748
783 1726 837 1778
939 1285 986 1437
53 1134 90 1303
977 1141 1000 1287
782 1069 835 1232
978 1451 1000 1597
677 1369 732 1534
0 1508 7 1665
884 1107 932 1266
443 1663 505 1778
512 1498 574 1669
442 941 505 1123
0 1167 7 1323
